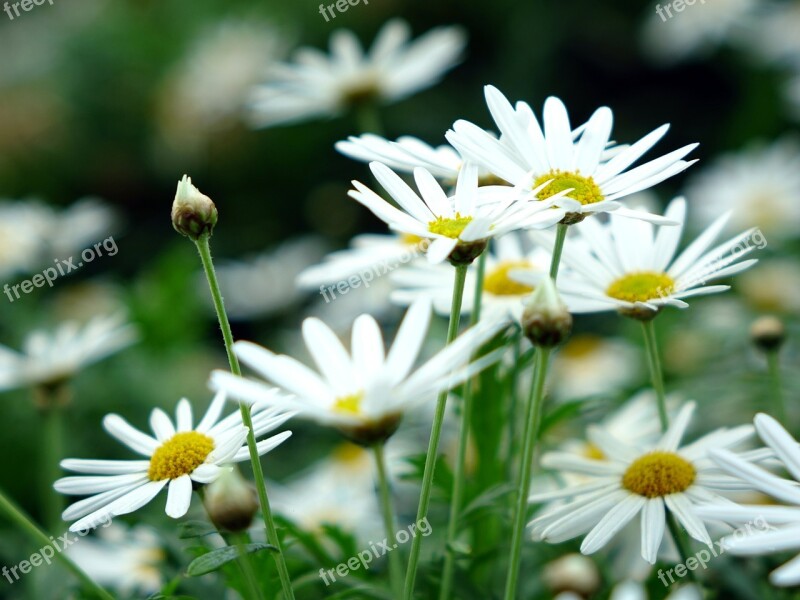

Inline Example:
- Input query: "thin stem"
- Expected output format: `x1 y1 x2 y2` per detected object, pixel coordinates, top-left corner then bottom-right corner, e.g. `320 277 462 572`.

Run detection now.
766 351 787 422
550 223 568 281
0 488 115 600
234 533 266 600
40 402 64 531
503 346 552 600
667 516 698 583
195 235 295 600
356 104 383 136
373 443 402 599
641 320 669 432
440 252 487 600
404 263 469 600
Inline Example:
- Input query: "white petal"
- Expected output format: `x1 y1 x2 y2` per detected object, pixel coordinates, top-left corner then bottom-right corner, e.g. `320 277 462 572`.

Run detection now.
641 498 666 564
149 409 175 442
103 415 159 457
580 494 646 555
165 475 193 518
196 391 228 433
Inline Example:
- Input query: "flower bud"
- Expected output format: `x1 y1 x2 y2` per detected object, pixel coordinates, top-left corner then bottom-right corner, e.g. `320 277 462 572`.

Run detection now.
750 316 786 353
171 175 218 240
542 554 601 598
203 467 258 532
521 277 572 347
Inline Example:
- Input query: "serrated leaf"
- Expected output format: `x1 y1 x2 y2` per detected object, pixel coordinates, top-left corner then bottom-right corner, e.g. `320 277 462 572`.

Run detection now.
186 543 276 576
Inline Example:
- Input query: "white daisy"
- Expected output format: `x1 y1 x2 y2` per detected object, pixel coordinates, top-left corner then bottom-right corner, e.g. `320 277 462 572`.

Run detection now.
531 197 759 318
694 413 800 586
550 335 640 400
248 19 466 127
0 200 51 278
738 259 800 315
211 299 506 444
348 161 568 265
685 138 800 241
55 393 294 532
0 314 137 391
390 232 551 323
529 402 755 563
446 85 697 224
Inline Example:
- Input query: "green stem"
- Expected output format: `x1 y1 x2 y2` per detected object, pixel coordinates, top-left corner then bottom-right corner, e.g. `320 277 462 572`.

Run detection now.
550 223 568 281
40 402 64 532
195 235 295 600
766 351 786 422
356 104 384 136
641 320 669 432
373 443 402 599
404 263 469 600
667 515 698 583
234 533 265 600
503 346 552 600
0 488 115 600
440 252 487 600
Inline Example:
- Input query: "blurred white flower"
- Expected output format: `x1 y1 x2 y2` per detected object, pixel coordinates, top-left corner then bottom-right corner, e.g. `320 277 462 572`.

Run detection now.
737 259 800 315
0 201 51 278
641 0 756 63
610 579 702 600
551 335 640 400
208 237 327 320
248 19 466 127
65 524 164 595
686 139 800 240
0 314 137 391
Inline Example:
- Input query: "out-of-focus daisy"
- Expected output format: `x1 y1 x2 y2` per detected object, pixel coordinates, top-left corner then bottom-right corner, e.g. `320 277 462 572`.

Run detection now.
55 394 293 531
349 161 567 265
641 0 756 63
0 314 137 392
686 139 800 240
207 237 327 320
542 554 601 599
610 580 702 600
529 402 754 563
44 198 116 260
390 233 550 323
551 335 640 399
738 259 800 315
211 299 506 444
694 413 800 587
248 19 466 128
446 86 697 224
65 524 164 595
0 201 51 277
532 197 758 318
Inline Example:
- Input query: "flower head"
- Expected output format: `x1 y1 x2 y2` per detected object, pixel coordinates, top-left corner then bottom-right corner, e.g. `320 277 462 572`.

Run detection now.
55 393 293 531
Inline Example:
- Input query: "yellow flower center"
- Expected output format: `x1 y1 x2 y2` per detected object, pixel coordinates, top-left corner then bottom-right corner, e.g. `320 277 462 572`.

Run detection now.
340 79 380 107
428 214 473 239
561 335 603 358
583 443 606 461
332 392 364 415
533 170 604 205
147 432 215 481
483 261 535 296
622 451 696 497
606 272 676 303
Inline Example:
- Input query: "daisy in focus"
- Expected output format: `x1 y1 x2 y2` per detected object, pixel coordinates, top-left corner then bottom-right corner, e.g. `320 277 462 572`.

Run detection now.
529 402 755 563
348 161 569 265
55 393 293 532
694 413 800 586
0 314 137 393
530 197 759 318
248 19 466 128
446 85 697 224
211 299 507 445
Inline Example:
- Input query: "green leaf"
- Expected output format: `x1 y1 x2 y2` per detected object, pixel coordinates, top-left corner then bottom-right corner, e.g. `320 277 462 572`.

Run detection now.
460 482 516 521
186 543 276 577
177 520 218 539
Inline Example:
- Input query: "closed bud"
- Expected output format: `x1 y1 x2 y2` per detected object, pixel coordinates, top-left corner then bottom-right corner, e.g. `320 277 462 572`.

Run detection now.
171 175 218 240
203 467 258 533
521 277 572 347
750 316 786 353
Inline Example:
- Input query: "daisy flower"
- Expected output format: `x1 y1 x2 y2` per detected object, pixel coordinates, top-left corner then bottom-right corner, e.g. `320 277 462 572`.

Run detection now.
694 413 800 586
529 402 755 563
55 393 293 532
211 299 507 445
348 161 569 265
390 232 551 323
248 19 466 128
446 85 697 224
551 335 640 400
531 197 759 318
685 138 800 241
0 314 137 392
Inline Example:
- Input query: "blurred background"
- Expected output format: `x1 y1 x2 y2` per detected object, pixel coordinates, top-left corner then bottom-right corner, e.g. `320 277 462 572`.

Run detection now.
0 0 798 597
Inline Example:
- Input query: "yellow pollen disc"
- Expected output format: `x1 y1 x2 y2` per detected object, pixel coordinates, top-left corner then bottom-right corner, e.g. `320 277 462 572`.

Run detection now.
483 261 535 296
147 432 214 481
583 444 606 461
401 233 425 246
622 451 696 498
606 272 676 303
428 214 473 239
331 442 369 465
340 80 380 106
533 170 604 205
333 392 364 415
561 335 603 358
